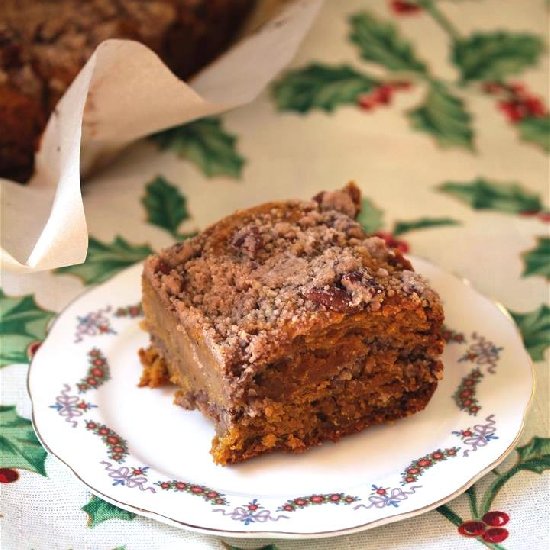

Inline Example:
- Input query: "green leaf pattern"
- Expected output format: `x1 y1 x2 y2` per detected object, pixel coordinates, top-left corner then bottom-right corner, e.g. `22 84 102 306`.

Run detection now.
349 12 427 73
522 237 550 280
56 237 153 285
82 495 136 528
272 8 547 153
0 290 55 368
407 82 474 149
142 176 191 239
510 305 550 362
438 178 544 214
150 117 244 179
392 217 460 236
517 116 550 152
272 63 377 113
357 197 385 233
453 32 545 83
0 405 47 476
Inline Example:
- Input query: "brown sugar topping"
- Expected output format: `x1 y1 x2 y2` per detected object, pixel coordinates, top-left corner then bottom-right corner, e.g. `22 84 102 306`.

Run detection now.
145 183 440 368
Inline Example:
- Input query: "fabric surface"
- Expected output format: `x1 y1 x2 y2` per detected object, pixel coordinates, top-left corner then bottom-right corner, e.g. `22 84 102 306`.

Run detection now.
1 1 548 549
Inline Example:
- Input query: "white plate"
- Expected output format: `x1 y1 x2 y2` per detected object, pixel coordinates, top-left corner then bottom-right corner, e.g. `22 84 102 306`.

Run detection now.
29 257 533 538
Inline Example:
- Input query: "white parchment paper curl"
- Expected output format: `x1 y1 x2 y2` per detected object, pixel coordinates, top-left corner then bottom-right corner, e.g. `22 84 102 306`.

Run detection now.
0 0 322 272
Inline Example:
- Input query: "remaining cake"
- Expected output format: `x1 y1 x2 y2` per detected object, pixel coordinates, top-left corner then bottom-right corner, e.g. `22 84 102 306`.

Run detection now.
0 0 254 182
139 183 445 465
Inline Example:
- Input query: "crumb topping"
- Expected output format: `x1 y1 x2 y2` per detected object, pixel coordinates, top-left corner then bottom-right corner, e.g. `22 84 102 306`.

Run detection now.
145 183 441 368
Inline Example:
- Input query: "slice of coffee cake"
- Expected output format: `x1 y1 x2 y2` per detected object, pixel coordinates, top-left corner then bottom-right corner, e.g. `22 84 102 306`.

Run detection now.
139 183 444 465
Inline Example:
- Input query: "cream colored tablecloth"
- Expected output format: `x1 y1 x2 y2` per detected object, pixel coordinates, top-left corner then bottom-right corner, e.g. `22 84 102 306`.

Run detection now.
1 1 548 548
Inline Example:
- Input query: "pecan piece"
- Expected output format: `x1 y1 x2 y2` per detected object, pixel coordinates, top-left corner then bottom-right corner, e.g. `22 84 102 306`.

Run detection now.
305 287 353 312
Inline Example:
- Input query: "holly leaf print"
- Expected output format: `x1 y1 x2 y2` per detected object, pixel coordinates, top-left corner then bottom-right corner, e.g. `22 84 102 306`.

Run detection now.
522 237 550 280
56 236 152 285
349 12 427 74
82 495 135 528
438 178 543 214
453 32 544 82
0 405 47 476
0 290 55 367
149 117 244 179
408 82 474 149
142 176 191 239
517 115 550 153
515 437 550 474
392 217 460 236
510 305 550 361
357 197 384 233
479 435 550 517
272 63 377 113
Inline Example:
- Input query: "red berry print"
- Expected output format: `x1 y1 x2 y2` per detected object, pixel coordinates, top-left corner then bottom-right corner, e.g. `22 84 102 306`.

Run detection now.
373 85 393 105
390 0 422 14
357 81 412 114
524 96 546 116
247 504 259 511
483 527 509 543
310 495 324 503
190 485 204 494
0 468 19 483
499 100 525 123
482 511 510 527
458 520 486 537
374 231 410 253
487 81 548 124
358 94 375 111
27 341 42 360
329 494 341 501
160 482 170 489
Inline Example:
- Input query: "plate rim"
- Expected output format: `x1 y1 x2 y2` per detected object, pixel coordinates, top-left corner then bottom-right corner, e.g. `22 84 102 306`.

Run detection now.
27 257 535 539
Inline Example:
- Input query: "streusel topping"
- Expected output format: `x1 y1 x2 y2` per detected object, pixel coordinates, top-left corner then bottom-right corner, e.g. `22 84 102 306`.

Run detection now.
145 183 440 367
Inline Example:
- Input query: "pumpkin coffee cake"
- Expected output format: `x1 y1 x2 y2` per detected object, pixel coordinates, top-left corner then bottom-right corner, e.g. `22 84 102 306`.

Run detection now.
139 183 445 465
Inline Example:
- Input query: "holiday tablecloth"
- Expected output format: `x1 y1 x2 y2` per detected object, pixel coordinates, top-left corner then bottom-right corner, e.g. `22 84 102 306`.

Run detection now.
1 1 549 549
